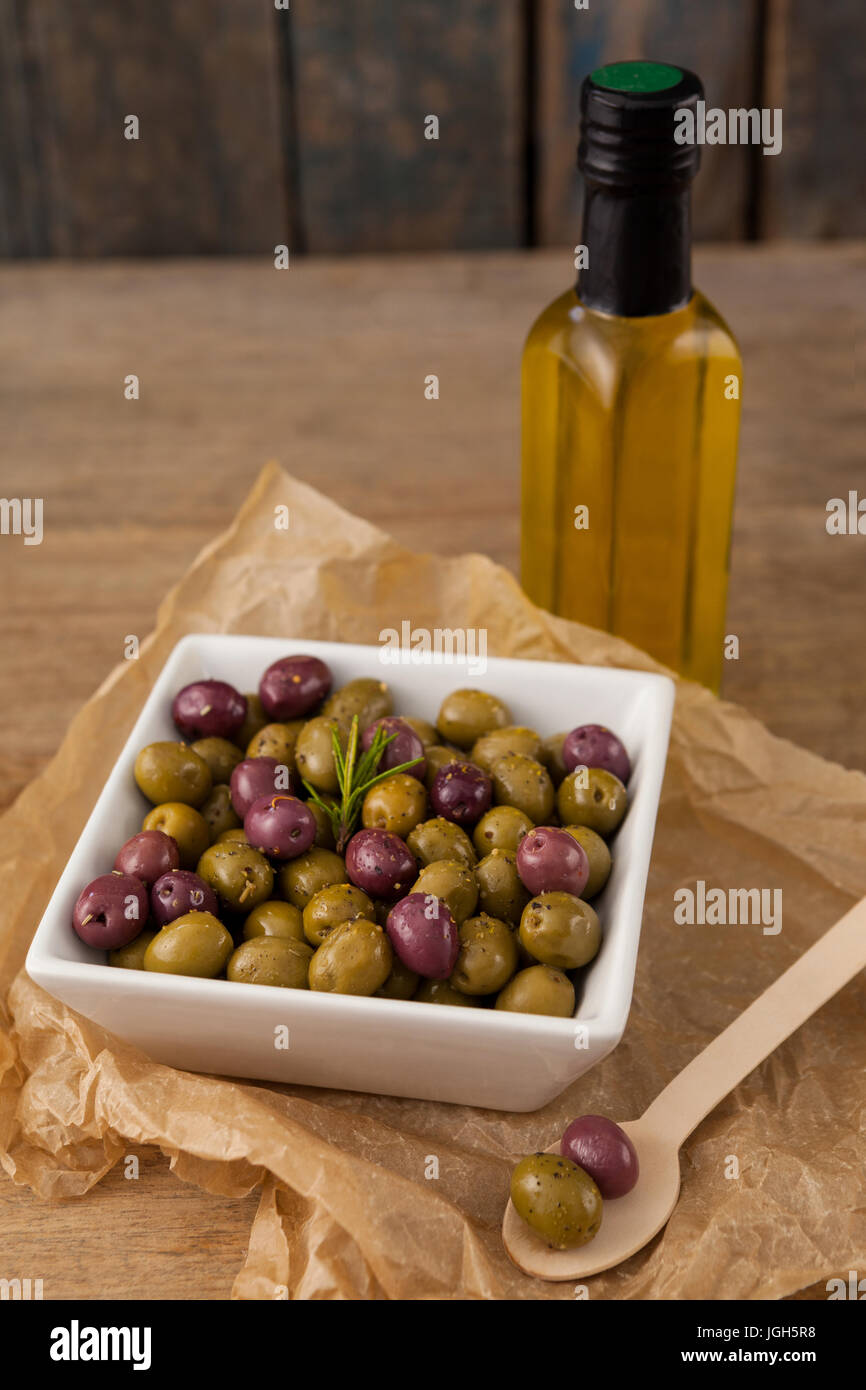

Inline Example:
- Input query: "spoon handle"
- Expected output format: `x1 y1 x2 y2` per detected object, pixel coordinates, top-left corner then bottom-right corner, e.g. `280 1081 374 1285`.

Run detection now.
642 895 866 1145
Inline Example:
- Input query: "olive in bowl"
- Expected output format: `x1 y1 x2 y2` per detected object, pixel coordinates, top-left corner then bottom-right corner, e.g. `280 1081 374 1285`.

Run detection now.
322 677 392 729
242 899 305 941
197 843 274 912
228 936 313 988
495 964 575 1017
243 794 317 861
563 724 631 786
386 892 460 979
302 883 376 948
519 892 601 970
171 680 247 742
557 768 628 837
72 873 149 950
144 912 233 979
191 736 245 785
361 773 427 838
230 756 291 818
142 803 211 869
258 654 332 720
114 829 180 887
429 762 492 828
309 918 393 996
361 717 426 781
134 742 212 808
436 689 511 750
151 869 219 927
450 914 518 996
516 826 590 898
345 829 416 900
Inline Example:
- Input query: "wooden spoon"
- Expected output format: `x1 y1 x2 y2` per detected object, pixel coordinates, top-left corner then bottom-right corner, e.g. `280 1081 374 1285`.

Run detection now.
503 895 866 1280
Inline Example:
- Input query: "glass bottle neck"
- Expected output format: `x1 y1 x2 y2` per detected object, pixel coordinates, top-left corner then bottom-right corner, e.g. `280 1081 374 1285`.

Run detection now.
577 183 692 317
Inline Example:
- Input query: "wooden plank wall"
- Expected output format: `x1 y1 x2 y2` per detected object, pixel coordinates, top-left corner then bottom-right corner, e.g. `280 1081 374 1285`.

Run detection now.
0 0 861 257
762 0 866 237
0 0 286 256
287 0 525 252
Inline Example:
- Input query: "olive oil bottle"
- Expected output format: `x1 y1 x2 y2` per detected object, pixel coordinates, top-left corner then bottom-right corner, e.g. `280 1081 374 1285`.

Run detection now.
521 62 741 690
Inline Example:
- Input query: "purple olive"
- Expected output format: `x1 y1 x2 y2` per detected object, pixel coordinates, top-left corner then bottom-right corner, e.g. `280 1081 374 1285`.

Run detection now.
151 869 218 927
561 1115 639 1199
113 830 180 887
172 680 247 741
430 762 492 827
562 724 631 785
244 794 317 861
259 654 332 720
230 756 297 818
386 893 459 979
516 826 590 897
72 873 149 950
361 717 426 781
345 828 416 899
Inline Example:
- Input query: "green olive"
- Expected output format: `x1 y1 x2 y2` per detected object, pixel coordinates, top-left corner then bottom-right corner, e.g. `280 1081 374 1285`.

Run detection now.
541 731 569 787
109 930 157 970
450 914 518 995
227 936 312 988
470 726 544 774
563 824 612 898
400 717 439 749
495 965 575 1016
143 803 210 869
243 899 305 941
322 678 393 730
246 720 305 768
144 912 233 978
412 859 478 924
235 692 269 751
217 827 249 844
374 956 420 1000
474 849 530 926
362 773 427 838
491 753 554 824
302 882 376 947
510 1153 603 1249
519 892 601 969
279 847 347 909
414 978 481 1007
191 736 244 785
472 804 533 857
436 689 511 750
309 918 393 995
406 817 477 869
557 768 628 836
134 742 213 808
294 716 346 794
200 783 242 841
196 843 274 911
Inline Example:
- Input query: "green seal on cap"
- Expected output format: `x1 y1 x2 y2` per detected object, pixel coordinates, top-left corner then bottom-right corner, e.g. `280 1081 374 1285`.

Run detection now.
590 61 683 94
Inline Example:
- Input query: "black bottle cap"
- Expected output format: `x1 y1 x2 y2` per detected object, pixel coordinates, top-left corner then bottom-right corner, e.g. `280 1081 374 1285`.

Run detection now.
578 60 703 189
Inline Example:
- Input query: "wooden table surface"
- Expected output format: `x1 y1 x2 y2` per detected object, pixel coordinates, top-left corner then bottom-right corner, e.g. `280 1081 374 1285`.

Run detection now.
1 245 863 1299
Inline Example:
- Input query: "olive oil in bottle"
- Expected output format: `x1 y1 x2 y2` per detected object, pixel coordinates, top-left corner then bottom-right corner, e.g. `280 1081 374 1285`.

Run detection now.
521 62 741 690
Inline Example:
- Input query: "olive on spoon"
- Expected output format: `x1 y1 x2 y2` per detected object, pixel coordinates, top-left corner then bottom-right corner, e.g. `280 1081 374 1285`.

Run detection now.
504 895 866 1280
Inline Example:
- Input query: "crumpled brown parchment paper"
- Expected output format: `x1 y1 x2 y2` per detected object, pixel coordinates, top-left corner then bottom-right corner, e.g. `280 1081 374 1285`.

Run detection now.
1 462 864 1300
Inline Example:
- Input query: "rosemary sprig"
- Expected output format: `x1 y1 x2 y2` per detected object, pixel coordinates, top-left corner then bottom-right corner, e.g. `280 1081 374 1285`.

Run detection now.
302 715 422 853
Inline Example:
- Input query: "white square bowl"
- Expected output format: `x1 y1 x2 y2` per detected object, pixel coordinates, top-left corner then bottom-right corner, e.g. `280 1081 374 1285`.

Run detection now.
26 634 673 1112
